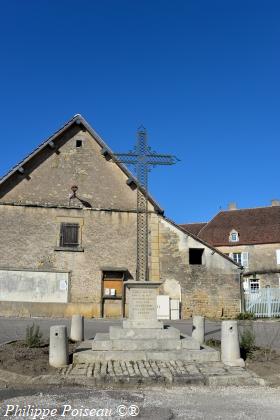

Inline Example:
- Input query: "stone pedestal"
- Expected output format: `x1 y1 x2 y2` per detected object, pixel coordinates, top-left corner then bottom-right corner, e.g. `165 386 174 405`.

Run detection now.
192 315 205 345
49 325 69 368
73 280 220 363
70 315 84 342
221 320 245 367
123 281 163 329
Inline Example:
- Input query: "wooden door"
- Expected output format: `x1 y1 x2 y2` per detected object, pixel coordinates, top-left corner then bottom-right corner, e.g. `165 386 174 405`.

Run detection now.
102 271 124 318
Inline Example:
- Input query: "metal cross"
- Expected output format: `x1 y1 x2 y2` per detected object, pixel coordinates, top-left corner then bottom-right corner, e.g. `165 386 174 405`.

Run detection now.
113 127 179 282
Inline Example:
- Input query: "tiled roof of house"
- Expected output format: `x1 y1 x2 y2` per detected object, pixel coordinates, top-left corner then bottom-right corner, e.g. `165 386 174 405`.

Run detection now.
180 222 207 236
181 206 280 246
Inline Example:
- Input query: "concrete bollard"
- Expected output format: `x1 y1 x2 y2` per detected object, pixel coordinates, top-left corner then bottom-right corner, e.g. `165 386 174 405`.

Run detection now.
221 320 245 367
192 315 205 345
49 325 69 368
70 314 84 342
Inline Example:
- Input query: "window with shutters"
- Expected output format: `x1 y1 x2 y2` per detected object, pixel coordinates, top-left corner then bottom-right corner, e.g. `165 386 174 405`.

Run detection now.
231 252 242 265
229 252 249 268
55 218 84 252
60 223 79 248
241 252 249 268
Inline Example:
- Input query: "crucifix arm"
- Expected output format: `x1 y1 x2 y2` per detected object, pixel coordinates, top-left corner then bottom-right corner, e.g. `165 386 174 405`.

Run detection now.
113 153 138 165
146 154 179 165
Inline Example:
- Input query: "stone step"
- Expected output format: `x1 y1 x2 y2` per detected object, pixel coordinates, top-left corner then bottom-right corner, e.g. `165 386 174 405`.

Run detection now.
181 335 200 350
109 326 181 340
92 336 183 351
123 320 164 329
74 347 220 363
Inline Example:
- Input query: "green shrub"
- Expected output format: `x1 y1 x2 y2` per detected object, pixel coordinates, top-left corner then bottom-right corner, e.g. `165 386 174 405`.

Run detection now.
236 312 256 320
239 328 256 359
25 323 43 348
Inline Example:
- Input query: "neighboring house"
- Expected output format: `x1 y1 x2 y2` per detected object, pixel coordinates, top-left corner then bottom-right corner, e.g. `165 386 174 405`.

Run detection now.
181 202 280 293
0 115 241 319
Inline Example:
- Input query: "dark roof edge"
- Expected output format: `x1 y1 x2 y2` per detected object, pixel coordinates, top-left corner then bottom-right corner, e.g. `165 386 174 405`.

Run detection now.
209 241 280 247
162 216 242 268
0 114 80 183
0 114 164 214
217 205 280 213
180 221 207 225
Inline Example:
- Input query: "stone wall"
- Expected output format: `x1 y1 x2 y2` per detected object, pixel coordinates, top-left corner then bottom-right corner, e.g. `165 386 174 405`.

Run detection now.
0 204 138 317
0 128 140 210
158 218 241 319
0 204 241 319
219 244 280 287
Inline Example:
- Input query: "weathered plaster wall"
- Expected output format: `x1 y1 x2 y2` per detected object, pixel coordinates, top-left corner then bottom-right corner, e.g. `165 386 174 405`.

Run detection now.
0 270 69 303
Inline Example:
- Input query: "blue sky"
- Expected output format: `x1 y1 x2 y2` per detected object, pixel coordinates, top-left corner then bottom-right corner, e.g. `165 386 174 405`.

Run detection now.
0 0 280 223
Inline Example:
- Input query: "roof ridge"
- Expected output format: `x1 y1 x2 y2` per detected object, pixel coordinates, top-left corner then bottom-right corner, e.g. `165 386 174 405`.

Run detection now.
0 114 164 214
180 221 207 225
219 205 280 213
0 114 80 182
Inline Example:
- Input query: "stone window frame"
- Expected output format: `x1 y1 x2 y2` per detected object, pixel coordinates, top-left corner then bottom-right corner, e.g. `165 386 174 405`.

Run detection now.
54 216 84 252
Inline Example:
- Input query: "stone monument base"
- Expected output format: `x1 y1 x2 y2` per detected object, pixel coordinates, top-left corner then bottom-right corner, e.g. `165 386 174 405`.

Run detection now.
73 281 220 363
73 322 220 363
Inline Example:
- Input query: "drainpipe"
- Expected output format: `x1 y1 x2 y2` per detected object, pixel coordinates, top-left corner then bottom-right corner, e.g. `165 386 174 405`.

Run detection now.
239 267 245 313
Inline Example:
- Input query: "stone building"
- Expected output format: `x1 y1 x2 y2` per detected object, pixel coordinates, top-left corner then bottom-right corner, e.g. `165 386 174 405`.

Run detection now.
0 115 241 319
181 201 280 293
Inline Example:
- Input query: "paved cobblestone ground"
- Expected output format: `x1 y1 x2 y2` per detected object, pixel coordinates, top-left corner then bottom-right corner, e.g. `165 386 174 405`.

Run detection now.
59 361 263 386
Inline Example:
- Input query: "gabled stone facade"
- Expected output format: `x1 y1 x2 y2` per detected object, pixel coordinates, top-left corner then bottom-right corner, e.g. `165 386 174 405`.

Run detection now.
0 115 241 319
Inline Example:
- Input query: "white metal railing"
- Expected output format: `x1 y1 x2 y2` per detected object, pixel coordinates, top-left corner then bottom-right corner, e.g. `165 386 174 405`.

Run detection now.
245 288 280 317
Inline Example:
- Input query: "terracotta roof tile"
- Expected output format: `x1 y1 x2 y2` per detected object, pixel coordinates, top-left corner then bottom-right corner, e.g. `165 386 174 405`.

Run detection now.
195 206 280 246
180 222 207 236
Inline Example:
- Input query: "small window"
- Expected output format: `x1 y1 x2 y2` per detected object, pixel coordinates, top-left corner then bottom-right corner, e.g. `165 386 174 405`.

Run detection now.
232 252 242 264
276 250 280 265
229 230 239 242
189 248 204 265
76 140 83 148
60 223 79 247
249 279 260 293
229 252 249 267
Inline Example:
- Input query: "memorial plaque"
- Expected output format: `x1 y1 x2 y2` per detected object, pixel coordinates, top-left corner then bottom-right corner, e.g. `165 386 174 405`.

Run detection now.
129 287 157 320
123 281 163 328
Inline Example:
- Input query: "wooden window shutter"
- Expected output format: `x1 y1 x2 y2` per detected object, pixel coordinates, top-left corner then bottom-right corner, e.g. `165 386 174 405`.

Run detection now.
241 252 249 268
60 223 79 247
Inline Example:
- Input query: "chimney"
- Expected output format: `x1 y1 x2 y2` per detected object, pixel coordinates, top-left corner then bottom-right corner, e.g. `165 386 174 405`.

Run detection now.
228 202 237 210
271 199 280 206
